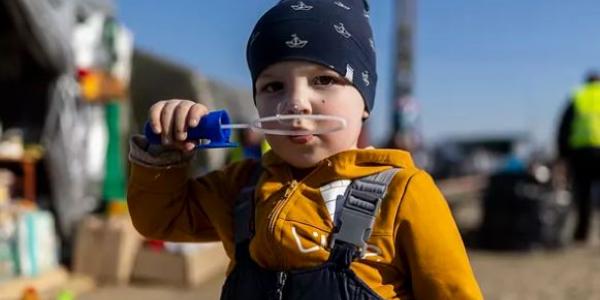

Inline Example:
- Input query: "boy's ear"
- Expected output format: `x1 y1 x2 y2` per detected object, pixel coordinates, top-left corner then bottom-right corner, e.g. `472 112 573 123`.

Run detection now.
362 110 370 121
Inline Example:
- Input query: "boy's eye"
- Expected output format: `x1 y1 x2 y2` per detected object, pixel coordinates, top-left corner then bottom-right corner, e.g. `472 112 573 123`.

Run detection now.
313 75 340 86
260 81 284 93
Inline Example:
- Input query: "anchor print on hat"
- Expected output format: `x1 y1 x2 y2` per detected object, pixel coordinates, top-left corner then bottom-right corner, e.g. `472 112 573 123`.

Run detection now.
286 34 309 48
334 23 351 39
334 1 351 10
362 70 370 86
291 1 313 11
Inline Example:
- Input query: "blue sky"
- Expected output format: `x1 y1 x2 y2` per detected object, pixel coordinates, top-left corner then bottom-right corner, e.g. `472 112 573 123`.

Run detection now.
118 0 600 150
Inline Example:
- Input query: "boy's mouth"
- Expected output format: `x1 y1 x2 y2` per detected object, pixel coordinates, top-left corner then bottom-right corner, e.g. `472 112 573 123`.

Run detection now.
289 134 314 144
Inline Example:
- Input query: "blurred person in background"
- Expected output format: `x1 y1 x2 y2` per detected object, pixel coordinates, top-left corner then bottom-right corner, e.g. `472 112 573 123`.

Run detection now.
227 129 269 163
557 71 600 242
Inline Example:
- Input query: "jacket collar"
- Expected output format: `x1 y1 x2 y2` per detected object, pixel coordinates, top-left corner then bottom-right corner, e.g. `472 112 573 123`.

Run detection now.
261 148 415 184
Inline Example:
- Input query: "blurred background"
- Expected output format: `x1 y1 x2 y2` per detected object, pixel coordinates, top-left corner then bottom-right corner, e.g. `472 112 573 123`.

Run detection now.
1 0 600 299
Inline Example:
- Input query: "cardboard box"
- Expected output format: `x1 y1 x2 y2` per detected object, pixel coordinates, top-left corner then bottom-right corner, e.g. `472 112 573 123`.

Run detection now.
72 215 142 285
131 242 228 287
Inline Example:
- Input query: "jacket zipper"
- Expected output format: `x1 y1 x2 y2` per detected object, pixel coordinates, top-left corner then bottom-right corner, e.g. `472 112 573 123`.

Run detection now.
266 160 330 269
274 271 288 300
268 180 298 235
267 159 329 235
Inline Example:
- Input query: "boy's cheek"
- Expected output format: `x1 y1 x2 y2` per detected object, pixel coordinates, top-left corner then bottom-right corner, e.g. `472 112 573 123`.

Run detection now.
256 99 276 115
256 106 272 118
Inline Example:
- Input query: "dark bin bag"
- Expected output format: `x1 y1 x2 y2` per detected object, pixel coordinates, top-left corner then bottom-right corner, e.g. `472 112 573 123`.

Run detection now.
478 171 574 250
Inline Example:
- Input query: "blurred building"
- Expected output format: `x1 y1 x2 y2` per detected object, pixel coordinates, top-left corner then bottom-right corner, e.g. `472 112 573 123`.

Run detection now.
429 133 533 179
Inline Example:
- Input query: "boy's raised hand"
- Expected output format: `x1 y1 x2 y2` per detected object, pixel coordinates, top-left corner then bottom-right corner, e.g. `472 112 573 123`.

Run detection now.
148 99 208 152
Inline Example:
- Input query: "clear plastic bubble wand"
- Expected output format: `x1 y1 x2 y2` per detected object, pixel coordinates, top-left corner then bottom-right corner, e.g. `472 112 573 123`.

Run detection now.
144 110 347 149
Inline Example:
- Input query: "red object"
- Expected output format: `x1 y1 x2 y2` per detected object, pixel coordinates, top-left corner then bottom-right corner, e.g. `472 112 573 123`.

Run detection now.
77 68 90 80
146 240 165 252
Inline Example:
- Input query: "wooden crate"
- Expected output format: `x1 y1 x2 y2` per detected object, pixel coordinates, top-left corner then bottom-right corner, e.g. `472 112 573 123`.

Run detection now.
131 242 228 287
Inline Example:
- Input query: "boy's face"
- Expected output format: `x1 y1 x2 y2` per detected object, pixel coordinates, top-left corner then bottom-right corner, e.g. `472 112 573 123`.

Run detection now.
255 61 368 168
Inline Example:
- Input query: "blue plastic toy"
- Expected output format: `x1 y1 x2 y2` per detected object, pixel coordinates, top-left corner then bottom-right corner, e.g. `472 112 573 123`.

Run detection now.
144 110 237 149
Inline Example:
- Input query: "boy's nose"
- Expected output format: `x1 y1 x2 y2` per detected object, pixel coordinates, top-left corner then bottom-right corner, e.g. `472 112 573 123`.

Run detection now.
277 101 312 115
279 89 312 115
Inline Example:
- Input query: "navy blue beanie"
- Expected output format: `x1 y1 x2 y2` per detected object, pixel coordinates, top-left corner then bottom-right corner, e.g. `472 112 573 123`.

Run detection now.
247 0 377 112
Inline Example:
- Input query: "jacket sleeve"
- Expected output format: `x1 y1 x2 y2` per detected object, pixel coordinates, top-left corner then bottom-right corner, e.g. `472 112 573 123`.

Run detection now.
557 101 574 159
127 139 257 252
395 171 483 300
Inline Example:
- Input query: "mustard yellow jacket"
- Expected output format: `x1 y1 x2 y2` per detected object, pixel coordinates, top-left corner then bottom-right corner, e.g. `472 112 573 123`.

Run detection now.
128 148 483 299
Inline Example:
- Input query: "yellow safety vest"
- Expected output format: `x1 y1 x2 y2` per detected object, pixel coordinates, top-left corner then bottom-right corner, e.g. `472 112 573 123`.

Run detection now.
228 140 271 163
570 82 600 148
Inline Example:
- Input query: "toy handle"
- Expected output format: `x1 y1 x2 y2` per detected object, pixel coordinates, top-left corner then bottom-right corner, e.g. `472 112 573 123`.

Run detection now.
144 110 237 149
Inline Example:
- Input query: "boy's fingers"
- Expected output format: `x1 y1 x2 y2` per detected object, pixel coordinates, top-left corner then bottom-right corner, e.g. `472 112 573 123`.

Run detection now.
183 141 197 152
169 141 196 153
188 104 208 127
173 102 195 141
160 100 181 144
149 101 167 134
148 99 203 145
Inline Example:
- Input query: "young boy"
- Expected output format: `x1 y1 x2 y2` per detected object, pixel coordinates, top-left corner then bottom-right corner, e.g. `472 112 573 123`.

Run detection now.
128 0 483 299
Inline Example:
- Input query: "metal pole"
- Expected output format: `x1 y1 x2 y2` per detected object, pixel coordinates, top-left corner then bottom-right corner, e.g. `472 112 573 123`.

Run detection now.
391 0 418 150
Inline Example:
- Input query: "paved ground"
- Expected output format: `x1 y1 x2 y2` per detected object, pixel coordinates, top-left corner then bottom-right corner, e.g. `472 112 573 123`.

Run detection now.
471 245 600 300
79 275 224 300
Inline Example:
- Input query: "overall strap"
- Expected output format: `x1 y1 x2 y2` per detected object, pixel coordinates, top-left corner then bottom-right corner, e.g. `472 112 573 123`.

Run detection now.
330 168 399 259
233 162 263 247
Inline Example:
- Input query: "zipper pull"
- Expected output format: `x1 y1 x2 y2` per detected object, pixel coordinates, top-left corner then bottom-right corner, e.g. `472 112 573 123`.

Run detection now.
274 271 287 300
288 180 298 190
281 180 297 200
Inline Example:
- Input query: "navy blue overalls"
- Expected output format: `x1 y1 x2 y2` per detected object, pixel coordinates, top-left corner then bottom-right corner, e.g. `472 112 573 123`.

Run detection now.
221 166 398 300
